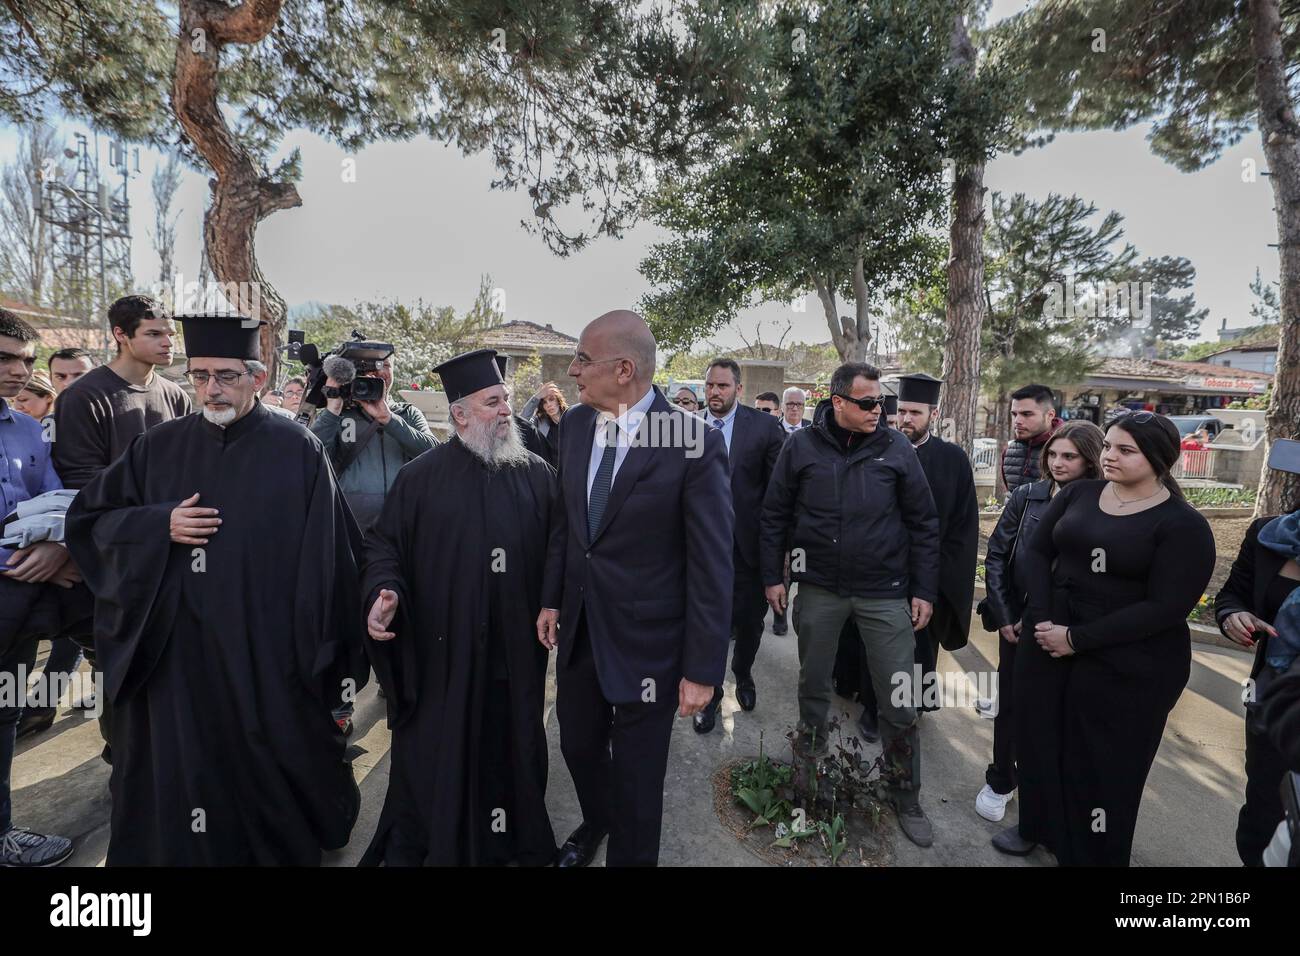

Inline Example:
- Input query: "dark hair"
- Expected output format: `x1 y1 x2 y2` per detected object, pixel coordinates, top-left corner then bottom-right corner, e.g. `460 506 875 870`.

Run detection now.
1107 412 1185 498
0 308 39 344
1040 420 1105 482
48 347 95 367
830 362 881 396
1010 383 1056 409
755 391 780 404
706 358 742 385
108 295 170 343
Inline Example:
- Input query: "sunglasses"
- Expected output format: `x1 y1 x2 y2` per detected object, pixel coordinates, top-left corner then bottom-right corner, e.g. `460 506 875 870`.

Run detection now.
833 392 886 412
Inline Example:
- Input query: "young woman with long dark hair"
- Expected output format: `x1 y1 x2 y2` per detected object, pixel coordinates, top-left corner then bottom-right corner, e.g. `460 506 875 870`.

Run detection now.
976 420 1105 823
993 412 1215 865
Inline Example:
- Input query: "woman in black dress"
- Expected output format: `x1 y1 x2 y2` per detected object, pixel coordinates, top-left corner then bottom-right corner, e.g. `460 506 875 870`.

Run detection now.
994 412 1215 865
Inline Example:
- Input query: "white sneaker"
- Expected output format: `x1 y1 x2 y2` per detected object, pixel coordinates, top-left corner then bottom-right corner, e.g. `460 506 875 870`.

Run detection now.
975 784 1014 822
975 697 997 718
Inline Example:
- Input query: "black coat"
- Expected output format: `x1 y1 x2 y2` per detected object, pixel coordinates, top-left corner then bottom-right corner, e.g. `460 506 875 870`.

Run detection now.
913 433 979 651
760 401 939 602
981 478 1053 630
542 388 735 703
359 438 557 865
1215 515 1289 682
64 404 365 865
716 403 785 569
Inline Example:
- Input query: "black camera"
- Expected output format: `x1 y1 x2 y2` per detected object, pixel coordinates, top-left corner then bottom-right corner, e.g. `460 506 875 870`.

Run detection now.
285 330 394 423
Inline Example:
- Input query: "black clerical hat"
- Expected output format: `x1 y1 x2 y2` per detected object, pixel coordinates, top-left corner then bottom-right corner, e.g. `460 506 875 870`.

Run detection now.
178 314 265 360
883 392 898 416
495 353 510 378
897 373 942 407
435 348 505 402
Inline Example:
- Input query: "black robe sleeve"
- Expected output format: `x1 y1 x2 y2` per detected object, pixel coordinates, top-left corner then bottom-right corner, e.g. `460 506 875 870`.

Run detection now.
359 462 421 729
64 434 183 703
930 440 980 651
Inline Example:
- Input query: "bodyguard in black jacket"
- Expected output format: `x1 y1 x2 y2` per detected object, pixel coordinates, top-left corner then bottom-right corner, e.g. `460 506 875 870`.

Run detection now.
758 362 940 848
759 405 939 604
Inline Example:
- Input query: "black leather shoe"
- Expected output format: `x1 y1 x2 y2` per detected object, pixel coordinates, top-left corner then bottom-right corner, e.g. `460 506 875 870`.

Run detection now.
555 823 607 867
736 678 757 712
991 825 1036 856
693 704 717 734
15 708 55 740
772 615 788 636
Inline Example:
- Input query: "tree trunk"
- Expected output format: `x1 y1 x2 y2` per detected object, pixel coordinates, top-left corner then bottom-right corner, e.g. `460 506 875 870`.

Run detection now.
813 269 870 362
172 0 299 383
992 387 1011 501
941 11 986 456
1251 0 1300 515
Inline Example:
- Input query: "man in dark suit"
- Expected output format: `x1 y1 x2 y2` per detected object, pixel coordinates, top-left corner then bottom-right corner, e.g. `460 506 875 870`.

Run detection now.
693 358 785 733
537 310 733 867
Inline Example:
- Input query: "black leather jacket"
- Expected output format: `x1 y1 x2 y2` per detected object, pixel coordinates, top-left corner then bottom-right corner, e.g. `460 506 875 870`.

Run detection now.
982 478 1053 629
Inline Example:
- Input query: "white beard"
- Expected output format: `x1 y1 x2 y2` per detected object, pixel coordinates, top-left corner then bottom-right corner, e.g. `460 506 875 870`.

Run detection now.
202 406 237 427
458 415 530 470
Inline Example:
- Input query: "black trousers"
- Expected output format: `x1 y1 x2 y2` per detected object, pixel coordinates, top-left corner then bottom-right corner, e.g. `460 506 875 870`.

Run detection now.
1237 724 1288 866
557 613 677 866
728 557 768 684
985 633 1018 794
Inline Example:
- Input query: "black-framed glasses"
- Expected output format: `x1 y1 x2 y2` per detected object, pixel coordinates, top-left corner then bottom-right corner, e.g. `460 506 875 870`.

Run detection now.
185 369 250 387
833 392 886 412
675 396 698 407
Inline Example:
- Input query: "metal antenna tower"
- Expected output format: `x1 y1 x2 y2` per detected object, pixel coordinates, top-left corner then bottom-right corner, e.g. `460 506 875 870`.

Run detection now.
37 132 138 357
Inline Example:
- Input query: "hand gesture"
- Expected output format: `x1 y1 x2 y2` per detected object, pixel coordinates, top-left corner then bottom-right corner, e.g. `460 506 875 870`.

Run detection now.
170 493 220 546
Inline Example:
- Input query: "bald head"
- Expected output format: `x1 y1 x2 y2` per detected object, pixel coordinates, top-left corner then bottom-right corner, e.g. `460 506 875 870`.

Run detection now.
569 310 659 413
586 310 656 384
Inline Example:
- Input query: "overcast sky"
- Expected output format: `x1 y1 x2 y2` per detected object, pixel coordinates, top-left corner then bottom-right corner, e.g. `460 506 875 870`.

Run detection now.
0 0 1277 353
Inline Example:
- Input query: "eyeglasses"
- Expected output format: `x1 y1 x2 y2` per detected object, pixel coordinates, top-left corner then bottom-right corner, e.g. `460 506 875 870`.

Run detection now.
833 393 886 412
570 353 626 370
185 369 250 387
675 397 698 407
784 401 804 408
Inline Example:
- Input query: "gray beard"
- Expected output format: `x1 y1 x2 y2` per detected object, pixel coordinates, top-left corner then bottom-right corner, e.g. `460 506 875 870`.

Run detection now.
202 406 237 427
458 415 530 470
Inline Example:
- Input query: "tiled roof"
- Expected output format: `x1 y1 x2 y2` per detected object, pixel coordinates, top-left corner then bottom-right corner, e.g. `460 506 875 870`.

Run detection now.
480 320 577 351
1092 356 1182 380
1153 358 1273 380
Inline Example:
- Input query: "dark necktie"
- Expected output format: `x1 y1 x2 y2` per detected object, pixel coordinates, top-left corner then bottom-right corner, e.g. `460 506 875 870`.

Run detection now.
588 420 618 540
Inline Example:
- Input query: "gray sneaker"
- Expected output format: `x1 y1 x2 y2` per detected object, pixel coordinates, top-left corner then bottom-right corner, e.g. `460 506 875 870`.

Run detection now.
0 826 74 867
891 796 934 848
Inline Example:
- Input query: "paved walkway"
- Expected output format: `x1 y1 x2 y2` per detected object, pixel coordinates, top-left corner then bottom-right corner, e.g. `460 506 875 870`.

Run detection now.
12 609 1252 866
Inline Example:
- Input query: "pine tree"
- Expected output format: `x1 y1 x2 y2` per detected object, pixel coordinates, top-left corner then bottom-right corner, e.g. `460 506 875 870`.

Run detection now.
996 0 1300 514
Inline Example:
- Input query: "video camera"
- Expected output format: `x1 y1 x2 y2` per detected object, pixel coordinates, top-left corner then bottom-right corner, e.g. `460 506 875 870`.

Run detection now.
284 329 394 424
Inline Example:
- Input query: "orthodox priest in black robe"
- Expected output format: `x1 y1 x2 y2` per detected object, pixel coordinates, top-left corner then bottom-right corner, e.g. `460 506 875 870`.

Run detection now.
64 314 366 865
838 375 978 718
360 348 556 866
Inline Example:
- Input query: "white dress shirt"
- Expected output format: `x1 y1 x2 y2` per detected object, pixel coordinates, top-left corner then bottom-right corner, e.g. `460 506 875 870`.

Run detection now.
586 386 656 504
704 401 738 455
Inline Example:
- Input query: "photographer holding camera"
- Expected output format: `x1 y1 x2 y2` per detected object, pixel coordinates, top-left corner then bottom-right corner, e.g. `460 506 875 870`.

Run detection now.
310 350 437 534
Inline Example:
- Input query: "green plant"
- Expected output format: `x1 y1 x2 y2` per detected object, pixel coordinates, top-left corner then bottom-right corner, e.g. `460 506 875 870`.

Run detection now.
819 814 848 865
732 733 796 828
1183 487 1255 508
732 721 890 865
